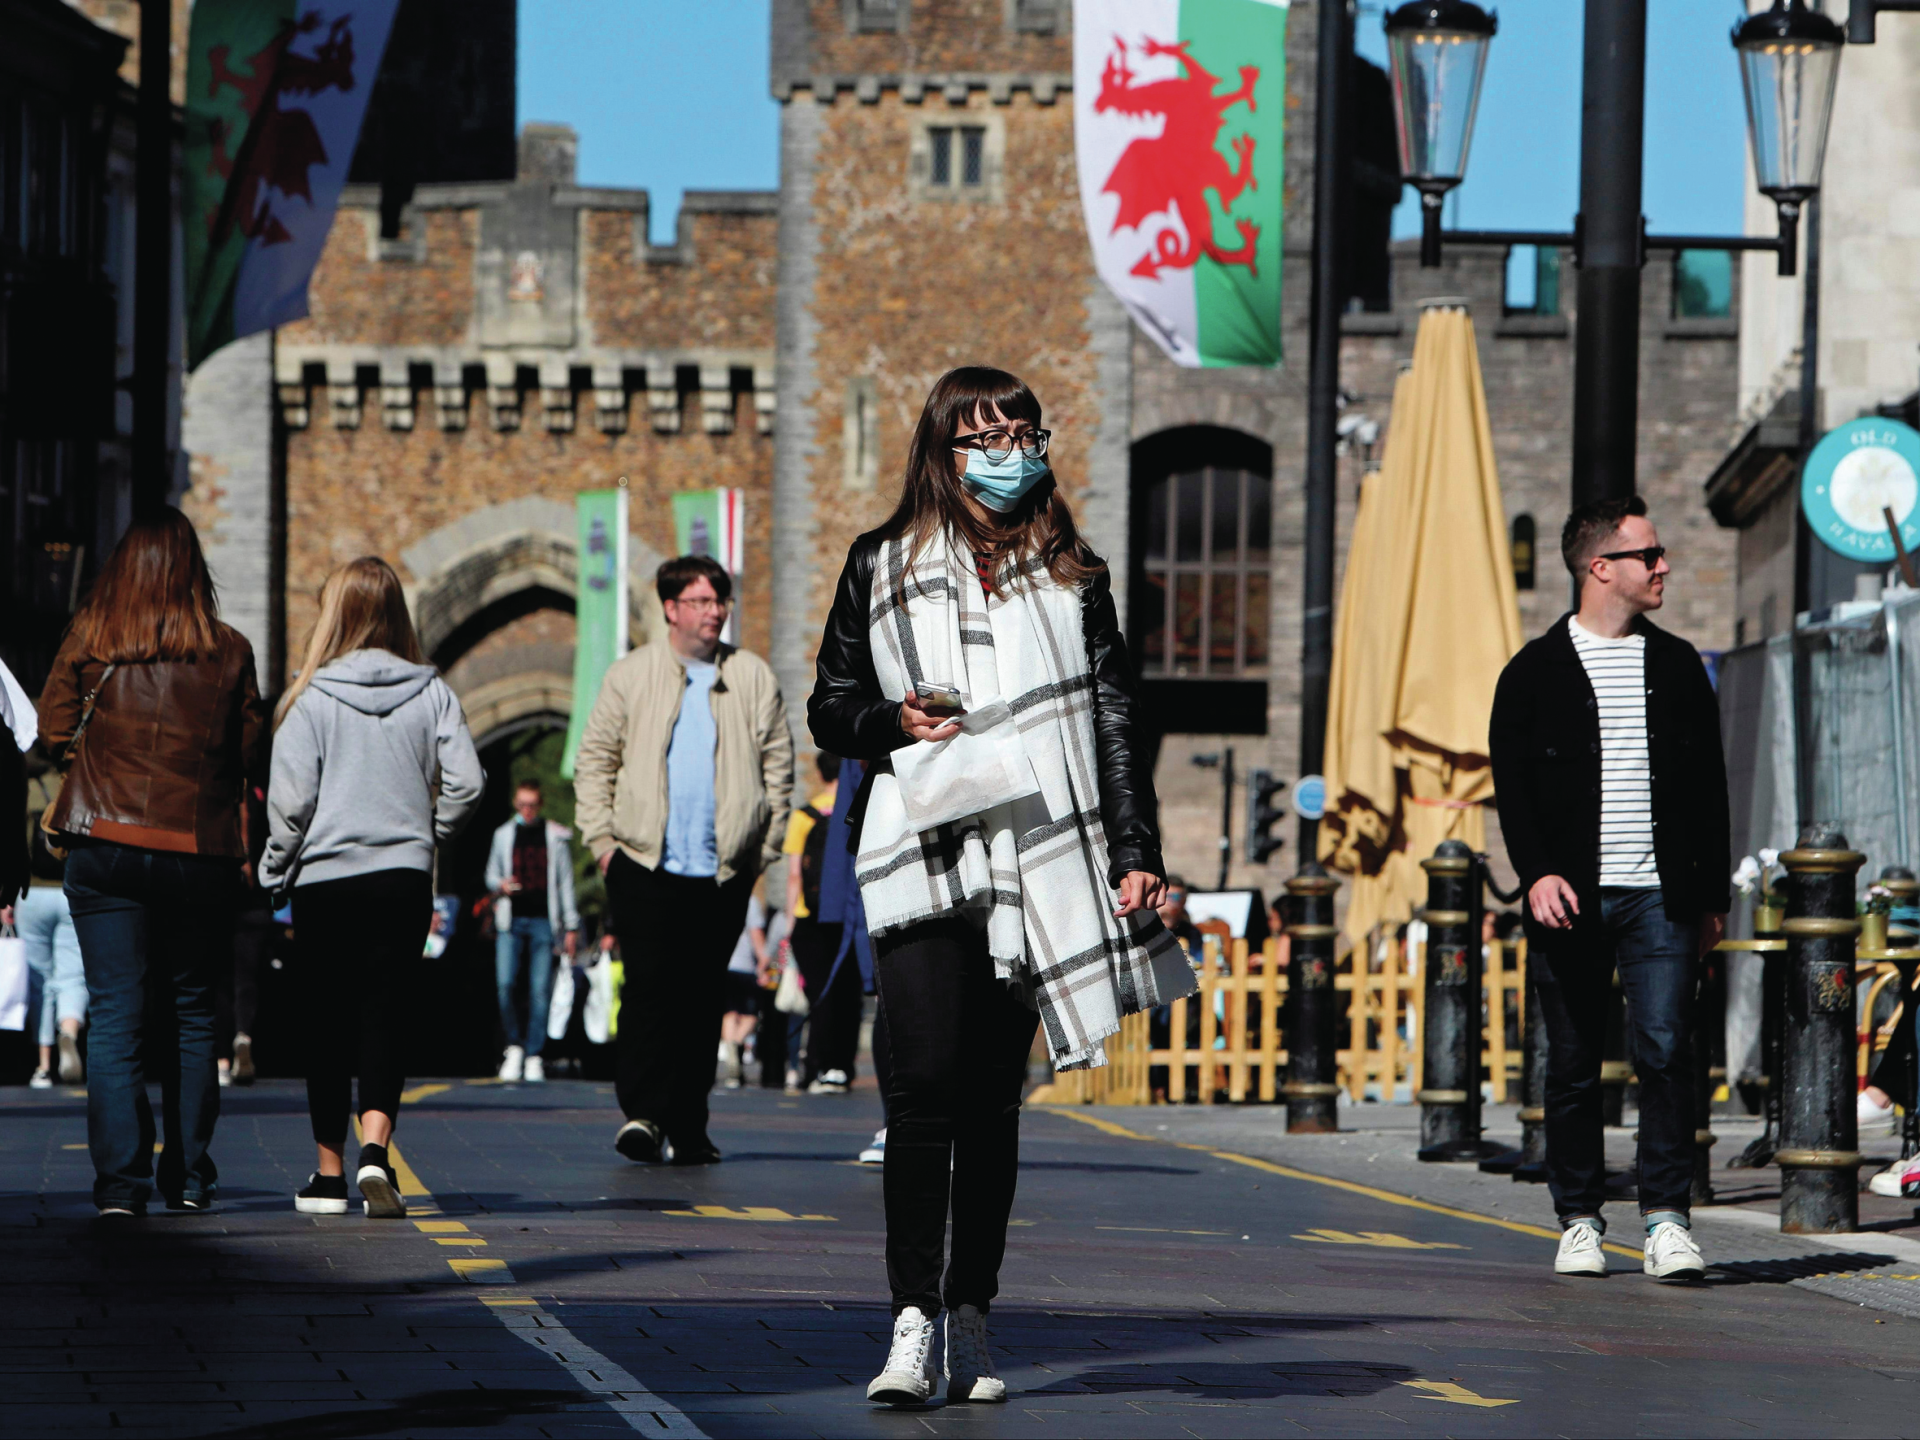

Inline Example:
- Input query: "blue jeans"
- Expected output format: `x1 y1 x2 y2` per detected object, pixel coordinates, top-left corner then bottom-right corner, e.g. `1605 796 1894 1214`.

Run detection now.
496 916 555 1055
1533 887 1700 1223
65 843 239 1209
18 886 85 1046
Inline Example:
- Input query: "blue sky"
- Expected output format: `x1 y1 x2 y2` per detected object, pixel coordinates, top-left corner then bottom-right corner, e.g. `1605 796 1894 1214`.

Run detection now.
517 0 1748 247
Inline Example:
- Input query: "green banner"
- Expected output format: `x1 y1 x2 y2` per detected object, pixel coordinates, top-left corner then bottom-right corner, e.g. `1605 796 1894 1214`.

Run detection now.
561 488 628 780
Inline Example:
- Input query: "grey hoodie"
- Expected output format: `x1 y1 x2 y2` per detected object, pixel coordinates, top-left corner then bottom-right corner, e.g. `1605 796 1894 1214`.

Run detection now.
259 649 484 891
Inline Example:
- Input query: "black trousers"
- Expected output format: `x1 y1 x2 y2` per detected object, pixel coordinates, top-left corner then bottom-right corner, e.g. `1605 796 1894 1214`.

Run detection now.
292 868 432 1145
793 916 862 1082
606 853 754 1145
875 915 1039 1317
1533 887 1701 1221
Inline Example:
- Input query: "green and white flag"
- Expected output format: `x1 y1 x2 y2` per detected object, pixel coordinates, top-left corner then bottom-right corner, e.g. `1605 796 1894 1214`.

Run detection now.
1074 0 1288 368
183 0 399 368
561 488 630 781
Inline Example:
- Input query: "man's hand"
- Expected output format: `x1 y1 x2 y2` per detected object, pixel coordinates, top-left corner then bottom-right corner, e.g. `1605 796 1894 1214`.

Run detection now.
1700 911 1726 959
1114 871 1168 919
500 876 522 894
597 851 613 877
900 693 964 743
564 929 579 959
1529 875 1580 929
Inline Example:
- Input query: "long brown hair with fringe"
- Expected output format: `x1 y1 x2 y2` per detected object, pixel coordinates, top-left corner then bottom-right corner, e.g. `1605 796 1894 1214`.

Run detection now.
275 557 427 727
66 508 223 663
877 366 1104 593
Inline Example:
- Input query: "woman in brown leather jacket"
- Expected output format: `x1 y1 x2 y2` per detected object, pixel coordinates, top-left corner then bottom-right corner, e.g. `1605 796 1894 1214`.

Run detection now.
39 509 267 1216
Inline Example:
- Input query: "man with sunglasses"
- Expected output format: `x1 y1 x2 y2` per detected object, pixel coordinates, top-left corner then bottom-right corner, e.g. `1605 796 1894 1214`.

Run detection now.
575 555 794 1167
1489 495 1730 1284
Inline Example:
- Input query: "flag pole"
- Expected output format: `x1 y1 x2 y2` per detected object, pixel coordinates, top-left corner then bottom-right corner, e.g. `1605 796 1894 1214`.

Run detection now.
133 0 173 517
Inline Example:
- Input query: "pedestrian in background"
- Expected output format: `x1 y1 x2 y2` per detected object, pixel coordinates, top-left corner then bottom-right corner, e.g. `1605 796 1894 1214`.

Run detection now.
813 755 888 1163
719 891 769 1088
218 770 271 1089
575 554 793 1167
1490 496 1730 1283
810 366 1192 1407
783 752 848 1093
484 778 581 1083
260 557 483 1219
39 510 267 1215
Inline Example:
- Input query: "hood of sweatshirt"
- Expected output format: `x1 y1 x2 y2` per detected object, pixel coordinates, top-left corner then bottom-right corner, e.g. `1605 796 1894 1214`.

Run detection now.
308 649 439 716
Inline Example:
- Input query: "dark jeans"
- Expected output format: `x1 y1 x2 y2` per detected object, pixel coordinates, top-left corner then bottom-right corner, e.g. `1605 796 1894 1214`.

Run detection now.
65 842 240 1209
605 853 754 1145
793 916 861 1082
292 869 431 1145
495 916 555 1055
875 914 1039 1318
1534 887 1701 1222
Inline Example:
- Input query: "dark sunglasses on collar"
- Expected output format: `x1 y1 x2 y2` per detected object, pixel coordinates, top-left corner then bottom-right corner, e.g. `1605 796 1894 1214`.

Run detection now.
1596 545 1665 568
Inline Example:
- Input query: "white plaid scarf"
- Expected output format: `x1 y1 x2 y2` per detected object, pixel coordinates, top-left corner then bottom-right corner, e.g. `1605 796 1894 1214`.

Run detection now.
855 533 1194 1070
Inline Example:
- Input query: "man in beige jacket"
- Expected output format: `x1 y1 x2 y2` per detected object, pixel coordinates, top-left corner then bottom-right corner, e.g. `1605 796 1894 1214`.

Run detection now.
574 555 793 1164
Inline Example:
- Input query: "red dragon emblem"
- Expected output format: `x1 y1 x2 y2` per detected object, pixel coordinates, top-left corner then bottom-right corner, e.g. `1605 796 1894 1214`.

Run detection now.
204 12 359 248
1095 36 1260 280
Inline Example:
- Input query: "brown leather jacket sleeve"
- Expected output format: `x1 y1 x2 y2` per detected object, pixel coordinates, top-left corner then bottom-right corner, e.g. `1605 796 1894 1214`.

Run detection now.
36 637 86 760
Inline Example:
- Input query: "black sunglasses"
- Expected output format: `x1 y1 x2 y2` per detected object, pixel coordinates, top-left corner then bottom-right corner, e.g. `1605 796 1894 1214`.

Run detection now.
1596 545 1665 568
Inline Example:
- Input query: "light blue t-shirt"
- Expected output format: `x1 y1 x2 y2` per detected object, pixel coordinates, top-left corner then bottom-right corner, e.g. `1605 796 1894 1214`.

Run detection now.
662 658 719 877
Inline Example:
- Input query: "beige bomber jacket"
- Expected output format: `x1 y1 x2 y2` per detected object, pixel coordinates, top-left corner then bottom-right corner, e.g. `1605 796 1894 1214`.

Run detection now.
572 640 794 883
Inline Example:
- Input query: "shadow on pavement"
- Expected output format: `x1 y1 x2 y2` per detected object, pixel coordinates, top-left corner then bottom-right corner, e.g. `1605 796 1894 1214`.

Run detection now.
207 1388 585 1438
1710 1252 1899 1283
1030 1359 1419 1399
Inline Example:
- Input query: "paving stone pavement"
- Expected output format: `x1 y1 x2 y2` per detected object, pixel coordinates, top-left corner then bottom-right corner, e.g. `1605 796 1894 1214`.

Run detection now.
7 1079 1920 1437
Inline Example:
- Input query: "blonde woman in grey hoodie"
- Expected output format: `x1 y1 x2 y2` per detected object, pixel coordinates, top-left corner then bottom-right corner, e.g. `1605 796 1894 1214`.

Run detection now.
259 557 483 1218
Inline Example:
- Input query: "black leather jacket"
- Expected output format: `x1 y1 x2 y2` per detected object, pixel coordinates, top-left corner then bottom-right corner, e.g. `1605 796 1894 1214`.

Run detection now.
807 531 1165 885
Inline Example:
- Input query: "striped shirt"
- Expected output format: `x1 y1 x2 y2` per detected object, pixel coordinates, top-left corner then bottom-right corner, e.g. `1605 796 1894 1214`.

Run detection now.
1569 617 1659 889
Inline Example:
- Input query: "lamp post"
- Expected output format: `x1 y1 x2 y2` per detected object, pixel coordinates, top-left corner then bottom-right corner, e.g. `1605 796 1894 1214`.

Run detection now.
1383 0 1496 268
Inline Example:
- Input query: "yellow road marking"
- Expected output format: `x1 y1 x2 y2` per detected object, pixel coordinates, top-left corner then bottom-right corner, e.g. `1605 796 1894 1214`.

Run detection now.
1401 1379 1519 1408
447 1257 515 1283
399 1083 451 1104
435 1237 486 1246
480 1294 538 1307
414 1220 468 1233
661 1204 836 1222
1097 1225 1232 1236
1038 1107 1642 1259
1295 1228 1465 1250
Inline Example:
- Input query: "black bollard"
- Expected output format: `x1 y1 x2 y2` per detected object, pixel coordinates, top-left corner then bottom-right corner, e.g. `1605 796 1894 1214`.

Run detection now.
1512 947 1550 1182
1282 862 1341 1133
1777 826 1866 1234
1417 842 1505 1162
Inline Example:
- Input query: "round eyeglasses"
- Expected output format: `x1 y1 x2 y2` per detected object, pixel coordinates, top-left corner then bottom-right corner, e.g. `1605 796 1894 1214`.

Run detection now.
953 428 1051 464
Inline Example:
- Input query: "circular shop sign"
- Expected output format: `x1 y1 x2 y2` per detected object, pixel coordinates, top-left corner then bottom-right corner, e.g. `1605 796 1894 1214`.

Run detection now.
1292 774 1327 821
1802 416 1920 562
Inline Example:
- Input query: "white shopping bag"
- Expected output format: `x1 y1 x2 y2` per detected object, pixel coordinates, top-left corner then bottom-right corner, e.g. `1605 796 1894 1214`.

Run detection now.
547 961 576 1041
0 931 27 1032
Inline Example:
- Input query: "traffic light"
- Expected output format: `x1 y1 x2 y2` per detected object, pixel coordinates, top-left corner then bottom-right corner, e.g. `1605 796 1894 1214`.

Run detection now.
1247 769 1287 864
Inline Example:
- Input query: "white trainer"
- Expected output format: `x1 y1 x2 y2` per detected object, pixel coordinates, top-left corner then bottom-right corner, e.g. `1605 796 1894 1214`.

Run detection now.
1643 1221 1706 1282
867 1306 941 1405
946 1304 1007 1403
859 1128 887 1165
522 1055 544 1083
1860 1089 1897 1139
1553 1220 1608 1277
498 1045 524 1082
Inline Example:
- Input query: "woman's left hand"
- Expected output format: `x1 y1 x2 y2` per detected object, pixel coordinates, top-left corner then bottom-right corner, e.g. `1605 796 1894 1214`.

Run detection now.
1113 871 1167 919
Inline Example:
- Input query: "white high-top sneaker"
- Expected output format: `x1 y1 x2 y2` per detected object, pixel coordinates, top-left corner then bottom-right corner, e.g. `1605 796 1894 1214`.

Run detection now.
1643 1221 1706 1282
498 1045 524 1082
867 1307 941 1405
522 1055 544 1083
946 1304 1007 1403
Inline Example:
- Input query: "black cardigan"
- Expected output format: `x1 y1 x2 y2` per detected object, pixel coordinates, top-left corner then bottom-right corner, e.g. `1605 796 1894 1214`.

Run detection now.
806 531 1165 885
1488 613 1732 934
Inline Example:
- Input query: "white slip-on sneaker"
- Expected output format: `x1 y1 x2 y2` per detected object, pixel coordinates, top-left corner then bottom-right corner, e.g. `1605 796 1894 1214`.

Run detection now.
522 1055 545 1083
945 1304 1007 1403
1554 1220 1608 1277
1860 1090 1897 1139
859 1128 887 1165
498 1045 524 1082
867 1306 941 1406
1643 1221 1706 1282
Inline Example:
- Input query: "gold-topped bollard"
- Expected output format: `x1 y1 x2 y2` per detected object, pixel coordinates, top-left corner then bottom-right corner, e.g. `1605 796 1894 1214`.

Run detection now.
1777 826 1867 1234
1282 863 1341 1133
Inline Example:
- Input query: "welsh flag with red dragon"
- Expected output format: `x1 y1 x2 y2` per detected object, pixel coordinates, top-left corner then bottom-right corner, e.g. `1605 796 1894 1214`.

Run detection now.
183 0 399 368
1074 0 1287 368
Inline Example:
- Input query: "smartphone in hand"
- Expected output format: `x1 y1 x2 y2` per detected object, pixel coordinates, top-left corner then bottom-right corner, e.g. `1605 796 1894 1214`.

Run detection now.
915 681 964 713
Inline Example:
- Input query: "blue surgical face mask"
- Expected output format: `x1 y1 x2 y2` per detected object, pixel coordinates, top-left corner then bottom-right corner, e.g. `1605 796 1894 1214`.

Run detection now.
959 447 1051 513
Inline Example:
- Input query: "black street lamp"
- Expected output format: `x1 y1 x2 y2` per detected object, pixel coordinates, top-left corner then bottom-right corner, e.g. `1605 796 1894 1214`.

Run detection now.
1383 0 1497 268
1734 1 1845 279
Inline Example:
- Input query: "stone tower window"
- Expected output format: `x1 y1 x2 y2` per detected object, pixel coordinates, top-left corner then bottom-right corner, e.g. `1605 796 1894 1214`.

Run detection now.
911 118 1004 203
1510 513 1536 591
847 0 905 33
843 377 880 492
1010 0 1063 34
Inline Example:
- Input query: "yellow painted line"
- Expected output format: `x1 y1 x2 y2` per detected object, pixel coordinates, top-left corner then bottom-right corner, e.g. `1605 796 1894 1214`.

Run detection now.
661 1204 837 1222
1038 1107 1642 1260
464 1077 505 1086
447 1257 515 1283
1295 1229 1464 1250
399 1083 451 1105
480 1294 538 1307
435 1237 487 1246
385 1142 433 1199
1402 1379 1519 1408
414 1220 469 1233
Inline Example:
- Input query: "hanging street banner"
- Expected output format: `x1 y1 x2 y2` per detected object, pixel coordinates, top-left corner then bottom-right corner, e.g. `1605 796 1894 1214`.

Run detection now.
672 489 745 646
1801 416 1920 563
1074 0 1288 368
183 0 400 369
561 487 630 780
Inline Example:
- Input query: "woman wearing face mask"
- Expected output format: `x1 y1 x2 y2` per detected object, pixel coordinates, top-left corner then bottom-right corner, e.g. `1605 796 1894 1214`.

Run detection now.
810 366 1193 1408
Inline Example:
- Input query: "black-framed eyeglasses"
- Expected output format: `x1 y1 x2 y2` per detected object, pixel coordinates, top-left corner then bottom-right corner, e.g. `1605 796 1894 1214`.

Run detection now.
952 428 1051 463
1596 546 1665 568
668 595 732 612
